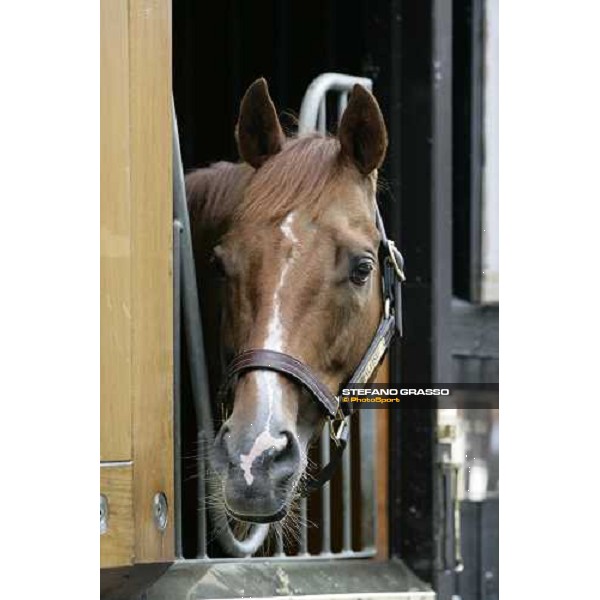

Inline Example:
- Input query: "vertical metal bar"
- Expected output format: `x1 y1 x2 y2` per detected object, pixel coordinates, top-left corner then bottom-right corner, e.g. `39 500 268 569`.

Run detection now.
275 528 285 557
197 432 208 559
358 410 376 551
173 102 212 558
337 91 348 120
338 85 353 555
342 419 352 553
320 426 332 555
317 97 326 134
299 497 309 556
431 0 454 391
430 0 455 581
173 220 183 558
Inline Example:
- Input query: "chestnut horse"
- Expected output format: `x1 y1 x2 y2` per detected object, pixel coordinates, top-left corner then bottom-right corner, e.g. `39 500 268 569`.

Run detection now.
186 78 388 525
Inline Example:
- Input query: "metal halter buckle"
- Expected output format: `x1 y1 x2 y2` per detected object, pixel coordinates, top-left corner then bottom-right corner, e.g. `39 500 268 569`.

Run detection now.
386 240 406 282
384 297 391 319
329 408 349 448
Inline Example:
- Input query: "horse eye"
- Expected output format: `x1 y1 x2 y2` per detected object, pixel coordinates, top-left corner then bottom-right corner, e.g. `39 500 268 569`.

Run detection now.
350 258 374 286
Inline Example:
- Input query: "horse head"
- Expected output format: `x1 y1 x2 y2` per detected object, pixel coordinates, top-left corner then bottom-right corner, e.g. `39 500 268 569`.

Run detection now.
192 78 388 524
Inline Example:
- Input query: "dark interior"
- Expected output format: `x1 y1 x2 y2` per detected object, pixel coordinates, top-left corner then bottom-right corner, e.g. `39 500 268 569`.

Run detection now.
174 0 371 171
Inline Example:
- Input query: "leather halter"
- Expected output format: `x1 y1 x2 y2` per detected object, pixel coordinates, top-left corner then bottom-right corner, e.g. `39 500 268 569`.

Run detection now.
219 204 405 495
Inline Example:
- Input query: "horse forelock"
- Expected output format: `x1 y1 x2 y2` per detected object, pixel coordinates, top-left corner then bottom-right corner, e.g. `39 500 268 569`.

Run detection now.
232 134 349 224
186 133 377 241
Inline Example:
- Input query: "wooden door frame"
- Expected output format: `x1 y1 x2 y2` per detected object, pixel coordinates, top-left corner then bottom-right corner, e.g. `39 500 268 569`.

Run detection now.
101 0 174 588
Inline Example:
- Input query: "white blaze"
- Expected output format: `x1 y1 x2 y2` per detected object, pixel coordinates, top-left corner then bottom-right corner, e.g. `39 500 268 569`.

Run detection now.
264 211 298 350
239 212 297 485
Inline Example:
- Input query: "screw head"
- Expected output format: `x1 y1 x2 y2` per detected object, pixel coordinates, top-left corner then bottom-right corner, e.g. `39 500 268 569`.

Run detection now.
153 492 168 531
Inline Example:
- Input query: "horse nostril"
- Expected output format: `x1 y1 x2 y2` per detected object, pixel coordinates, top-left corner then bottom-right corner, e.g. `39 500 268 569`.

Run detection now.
273 431 298 466
279 431 292 444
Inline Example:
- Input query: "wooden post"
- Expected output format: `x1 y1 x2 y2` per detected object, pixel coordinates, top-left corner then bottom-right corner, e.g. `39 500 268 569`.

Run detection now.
128 0 174 564
101 0 174 578
100 0 132 464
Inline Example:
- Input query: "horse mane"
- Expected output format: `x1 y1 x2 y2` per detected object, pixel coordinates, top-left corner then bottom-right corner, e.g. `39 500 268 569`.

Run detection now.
186 160 254 235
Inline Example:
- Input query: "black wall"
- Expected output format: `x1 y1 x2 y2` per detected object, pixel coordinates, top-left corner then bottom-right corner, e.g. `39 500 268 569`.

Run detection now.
174 0 369 171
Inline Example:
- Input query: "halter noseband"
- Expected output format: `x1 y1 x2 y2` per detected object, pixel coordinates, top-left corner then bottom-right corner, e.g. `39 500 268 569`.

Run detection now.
219 205 405 495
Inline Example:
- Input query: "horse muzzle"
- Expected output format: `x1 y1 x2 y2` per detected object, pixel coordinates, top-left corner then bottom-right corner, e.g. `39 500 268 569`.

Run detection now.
214 423 302 523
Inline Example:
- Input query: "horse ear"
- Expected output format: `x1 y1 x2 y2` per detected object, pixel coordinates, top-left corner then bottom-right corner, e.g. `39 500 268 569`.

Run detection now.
236 78 285 169
338 84 388 175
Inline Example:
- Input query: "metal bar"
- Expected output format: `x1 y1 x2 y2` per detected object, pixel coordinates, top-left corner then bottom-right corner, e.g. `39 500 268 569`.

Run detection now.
317 98 326 134
359 410 376 551
173 101 216 554
275 528 285 557
319 426 332 555
197 432 207 558
430 5 454 586
342 418 352 553
172 547 378 566
173 219 183 558
299 497 309 556
431 0 454 395
298 73 373 134
172 101 212 430
337 91 348 118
